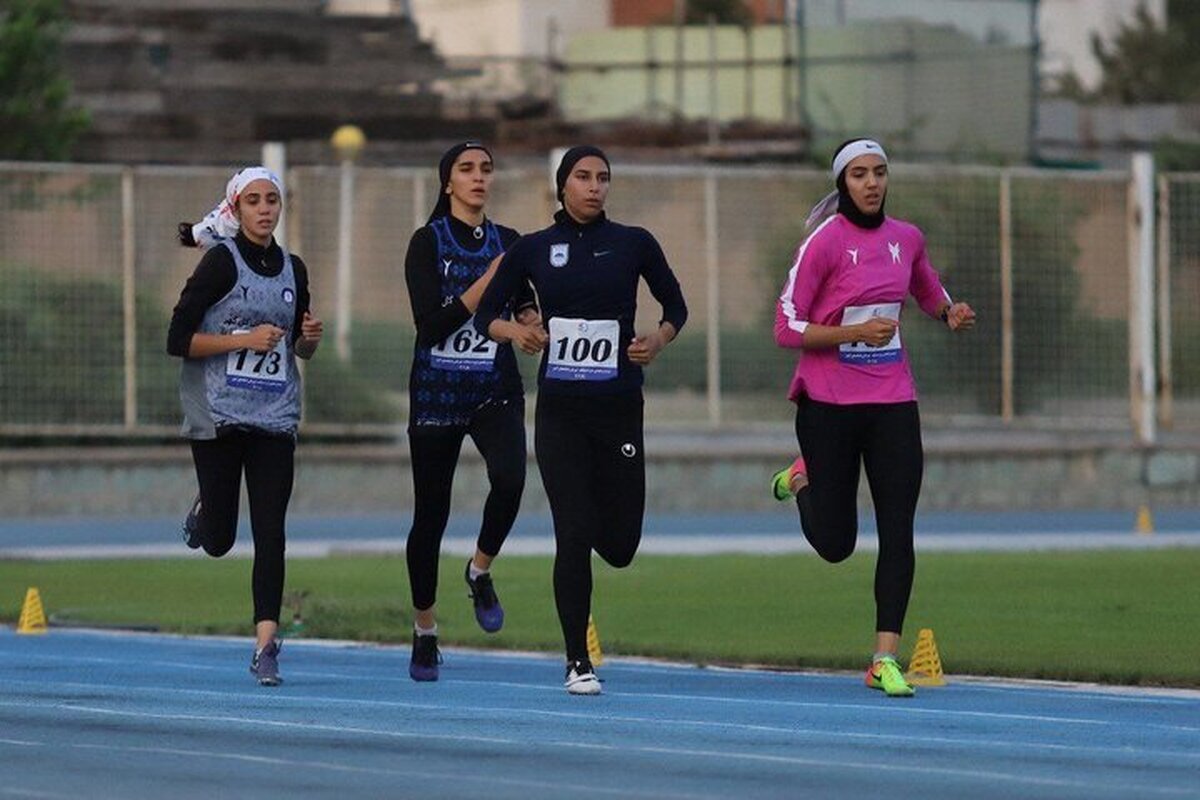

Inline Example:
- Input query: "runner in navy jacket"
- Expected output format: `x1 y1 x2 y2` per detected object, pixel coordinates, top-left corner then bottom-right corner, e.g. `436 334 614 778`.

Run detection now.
474 145 687 695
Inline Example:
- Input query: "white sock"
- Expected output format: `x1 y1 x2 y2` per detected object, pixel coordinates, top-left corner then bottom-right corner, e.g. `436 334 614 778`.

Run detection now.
468 562 489 580
415 623 438 637
872 651 896 663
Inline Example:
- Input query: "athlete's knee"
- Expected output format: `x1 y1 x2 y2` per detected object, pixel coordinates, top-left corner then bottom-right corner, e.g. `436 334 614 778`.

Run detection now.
595 531 641 568
203 538 234 558
806 526 857 563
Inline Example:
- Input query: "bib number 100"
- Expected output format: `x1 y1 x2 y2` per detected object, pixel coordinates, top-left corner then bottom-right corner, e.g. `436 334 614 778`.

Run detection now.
546 317 619 381
554 335 613 365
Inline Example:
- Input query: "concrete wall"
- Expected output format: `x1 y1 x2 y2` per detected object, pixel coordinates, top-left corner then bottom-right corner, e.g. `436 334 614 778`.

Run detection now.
3 431 1198 519
410 0 609 59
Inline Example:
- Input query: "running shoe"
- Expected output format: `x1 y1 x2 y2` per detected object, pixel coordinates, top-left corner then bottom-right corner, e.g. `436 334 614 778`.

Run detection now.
409 632 441 682
464 561 504 633
250 639 282 687
182 494 203 549
564 658 602 696
865 655 915 697
770 456 808 501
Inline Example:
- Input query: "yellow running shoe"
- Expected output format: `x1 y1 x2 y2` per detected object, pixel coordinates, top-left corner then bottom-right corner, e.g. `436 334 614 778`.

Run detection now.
770 456 808 501
865 655 915 697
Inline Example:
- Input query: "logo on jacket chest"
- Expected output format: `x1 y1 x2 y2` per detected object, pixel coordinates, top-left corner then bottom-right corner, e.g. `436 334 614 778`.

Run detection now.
550 243 570 268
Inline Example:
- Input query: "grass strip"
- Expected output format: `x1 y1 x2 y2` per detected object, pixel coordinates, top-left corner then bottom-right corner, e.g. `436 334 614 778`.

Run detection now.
1 549 1194 686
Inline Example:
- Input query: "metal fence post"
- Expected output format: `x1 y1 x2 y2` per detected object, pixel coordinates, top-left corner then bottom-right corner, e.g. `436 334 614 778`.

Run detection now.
704 169 722 427
121 167 137 430
999 170 1014 423
1128 153 1156 445
1156 173 1173 429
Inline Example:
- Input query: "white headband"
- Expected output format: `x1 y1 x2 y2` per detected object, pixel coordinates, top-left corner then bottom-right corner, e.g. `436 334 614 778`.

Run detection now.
804 139 889 230
830 139 887 180
189 166 285 250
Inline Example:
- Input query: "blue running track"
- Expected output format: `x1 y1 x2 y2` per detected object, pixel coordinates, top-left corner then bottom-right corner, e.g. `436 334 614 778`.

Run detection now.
1 629 1196 799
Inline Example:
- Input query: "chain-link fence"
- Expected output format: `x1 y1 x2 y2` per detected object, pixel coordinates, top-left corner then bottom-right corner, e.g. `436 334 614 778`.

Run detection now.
0 159 1185 439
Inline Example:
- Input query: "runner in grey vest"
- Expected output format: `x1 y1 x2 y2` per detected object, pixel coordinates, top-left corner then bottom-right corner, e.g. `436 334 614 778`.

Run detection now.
179 239 301 439
167 166 323 687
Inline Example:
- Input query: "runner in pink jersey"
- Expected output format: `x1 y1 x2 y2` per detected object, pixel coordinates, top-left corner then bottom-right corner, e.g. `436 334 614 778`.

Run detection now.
771 138 975 697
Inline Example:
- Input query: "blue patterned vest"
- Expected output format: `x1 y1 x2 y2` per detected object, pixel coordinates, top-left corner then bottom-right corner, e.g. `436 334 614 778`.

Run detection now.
409 218 518 427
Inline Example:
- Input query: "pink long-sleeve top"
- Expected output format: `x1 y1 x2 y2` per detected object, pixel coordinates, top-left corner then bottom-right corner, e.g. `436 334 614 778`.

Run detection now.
774 213 951 405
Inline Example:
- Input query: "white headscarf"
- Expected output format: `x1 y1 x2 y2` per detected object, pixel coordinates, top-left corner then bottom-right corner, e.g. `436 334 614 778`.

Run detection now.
804 139 888 230
189 166 285 249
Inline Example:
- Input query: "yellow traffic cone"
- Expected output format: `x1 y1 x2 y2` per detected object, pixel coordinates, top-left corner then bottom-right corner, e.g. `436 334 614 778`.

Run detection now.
905 628 945 686
586 614 604 666
1136 505 1154 536
17 587 48 635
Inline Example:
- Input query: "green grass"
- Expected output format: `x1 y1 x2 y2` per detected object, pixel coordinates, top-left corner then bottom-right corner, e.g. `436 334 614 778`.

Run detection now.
2 550 1196 687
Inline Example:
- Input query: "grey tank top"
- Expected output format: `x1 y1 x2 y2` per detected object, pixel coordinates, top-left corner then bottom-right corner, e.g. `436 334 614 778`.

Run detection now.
179 240 301 439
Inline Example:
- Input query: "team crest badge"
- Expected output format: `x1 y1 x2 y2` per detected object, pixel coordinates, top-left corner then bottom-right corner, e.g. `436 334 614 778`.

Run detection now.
550 243 570 268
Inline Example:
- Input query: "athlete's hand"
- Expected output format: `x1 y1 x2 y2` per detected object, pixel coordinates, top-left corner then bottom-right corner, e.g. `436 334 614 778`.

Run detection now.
946 302 975 332
300 311 324 344
855 317 898 348
243 324 286 354
516 307 541 326
627 331 665 365
510 321 548 355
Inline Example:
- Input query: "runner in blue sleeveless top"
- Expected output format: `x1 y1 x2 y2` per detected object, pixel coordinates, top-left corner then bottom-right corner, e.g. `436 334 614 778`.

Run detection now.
168 167 324 686
474 146 688 695
402 142 545 681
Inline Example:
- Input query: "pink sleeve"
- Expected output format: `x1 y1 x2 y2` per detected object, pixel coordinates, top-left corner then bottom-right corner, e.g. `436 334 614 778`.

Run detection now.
774 224 833 349
908 230 951 319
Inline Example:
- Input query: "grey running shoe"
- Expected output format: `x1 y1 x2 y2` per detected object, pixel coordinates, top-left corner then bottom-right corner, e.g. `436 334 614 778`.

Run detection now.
250 639 282 686
182 494 203 549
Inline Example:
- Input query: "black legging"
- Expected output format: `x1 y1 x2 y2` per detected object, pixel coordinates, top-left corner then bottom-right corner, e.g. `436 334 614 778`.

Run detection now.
793 398 923 634
189 429 295 624
406 399 526 612
535 391 645 662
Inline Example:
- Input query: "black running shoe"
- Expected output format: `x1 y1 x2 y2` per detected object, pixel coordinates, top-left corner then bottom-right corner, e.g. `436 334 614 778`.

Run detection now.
182 494 203 549
409 631 441 682
464 561 504 633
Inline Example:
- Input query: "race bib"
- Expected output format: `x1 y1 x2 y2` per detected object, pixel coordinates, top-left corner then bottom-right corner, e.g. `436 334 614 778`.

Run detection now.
839 302 902 365
431 317 497 372
546 317 619 381
226 329 289 392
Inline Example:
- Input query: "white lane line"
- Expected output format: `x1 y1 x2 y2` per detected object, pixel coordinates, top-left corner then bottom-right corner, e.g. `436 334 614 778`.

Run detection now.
6 702 1195 797
1 682 1197 762
67 742 709 799
2 652 1198 734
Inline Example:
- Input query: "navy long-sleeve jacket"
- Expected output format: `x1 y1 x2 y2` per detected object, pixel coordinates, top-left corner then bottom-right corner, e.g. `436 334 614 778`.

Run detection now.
474 210 687 396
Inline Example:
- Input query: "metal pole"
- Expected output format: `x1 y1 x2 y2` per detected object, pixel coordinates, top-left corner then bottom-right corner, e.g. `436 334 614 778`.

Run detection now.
674 0 686 118
1156 173 1173 429
707 15 719 146
413 172 427 234
1127 152 1156 445
121 168 137 430
262 142 287 248
704 169 722 426
999 171 1014 422
335 158 355 362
